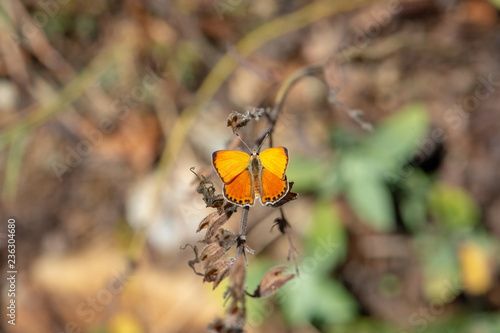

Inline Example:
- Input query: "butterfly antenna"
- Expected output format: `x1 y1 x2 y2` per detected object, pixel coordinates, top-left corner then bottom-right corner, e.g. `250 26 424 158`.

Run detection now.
235 133 252 153
256 132 269 153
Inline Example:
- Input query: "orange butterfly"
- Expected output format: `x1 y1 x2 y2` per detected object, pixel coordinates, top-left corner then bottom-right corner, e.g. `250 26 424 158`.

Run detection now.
212 146 289 207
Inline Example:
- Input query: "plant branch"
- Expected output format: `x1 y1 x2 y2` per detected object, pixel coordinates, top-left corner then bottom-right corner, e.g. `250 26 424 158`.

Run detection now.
236 206 250 259
257 65 323 146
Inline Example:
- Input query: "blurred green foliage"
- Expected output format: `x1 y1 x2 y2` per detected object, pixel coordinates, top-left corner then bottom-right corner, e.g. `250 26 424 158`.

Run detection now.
429 183 480 231
289 104 430 231
280 200 356 328
490 0 500 9
261 104 498 331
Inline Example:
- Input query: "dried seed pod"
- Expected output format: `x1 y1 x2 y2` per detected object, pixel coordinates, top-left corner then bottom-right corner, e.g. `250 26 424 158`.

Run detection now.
197 212 219 233
226 111 251 134
201 243 227 269
204 258 236 289
215 228 237 250
206 317 225 333
225 299 246 331
251 266 294 298
205 211 233 242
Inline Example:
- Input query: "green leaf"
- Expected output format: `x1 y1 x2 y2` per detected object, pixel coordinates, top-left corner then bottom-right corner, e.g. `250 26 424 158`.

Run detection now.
414 232 461 302
366 104 430 168
341 155 395 231
328 104 430 231
429 183 480 231
281 274 357 327
245 259 278 326
305 200 347 273
286 155 329 193
280 200 356 327
399 171 432 233
329 319 399 333
346 178 394 231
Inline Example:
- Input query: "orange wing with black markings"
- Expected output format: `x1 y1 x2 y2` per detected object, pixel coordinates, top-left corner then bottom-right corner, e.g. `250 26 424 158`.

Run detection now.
258 147 289 205
212 150 254 206
212 150 250 183
223 169 255 206
260 168 289 205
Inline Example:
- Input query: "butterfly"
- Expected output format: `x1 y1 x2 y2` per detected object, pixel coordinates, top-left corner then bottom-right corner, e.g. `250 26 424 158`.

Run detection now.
212 146 289 207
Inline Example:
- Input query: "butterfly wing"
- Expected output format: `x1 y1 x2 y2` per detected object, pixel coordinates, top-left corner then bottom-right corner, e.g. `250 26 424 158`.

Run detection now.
213 150 254 206
258 147 289 205
259 147 288 179
223 169 255 206
212 150 251 183
260 168 289 205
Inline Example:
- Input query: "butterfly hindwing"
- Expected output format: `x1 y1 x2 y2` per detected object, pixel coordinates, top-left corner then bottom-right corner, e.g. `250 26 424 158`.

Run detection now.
223 169 255 206
260 168 289 205
212 150 251 183
259 147 288 180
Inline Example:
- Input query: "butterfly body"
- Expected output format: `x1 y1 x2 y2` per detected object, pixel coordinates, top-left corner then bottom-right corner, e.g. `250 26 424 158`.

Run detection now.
212 147 289 207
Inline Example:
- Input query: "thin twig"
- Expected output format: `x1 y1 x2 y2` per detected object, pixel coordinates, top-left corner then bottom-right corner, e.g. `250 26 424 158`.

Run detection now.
257 65 323 146
236 206 250 259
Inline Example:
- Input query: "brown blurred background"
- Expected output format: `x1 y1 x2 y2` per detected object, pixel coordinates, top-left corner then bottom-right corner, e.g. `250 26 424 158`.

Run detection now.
1 0 500 332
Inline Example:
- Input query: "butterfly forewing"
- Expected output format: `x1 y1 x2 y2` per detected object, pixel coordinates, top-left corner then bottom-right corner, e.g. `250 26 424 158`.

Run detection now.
212 150 251 183
259 147 288 180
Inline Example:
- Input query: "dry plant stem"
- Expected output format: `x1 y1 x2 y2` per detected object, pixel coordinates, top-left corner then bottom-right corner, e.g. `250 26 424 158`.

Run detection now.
258 65 323 146
1 132 29 201
236 206 250 259
260 60 374 146
279 207 300 272
272 66 323 119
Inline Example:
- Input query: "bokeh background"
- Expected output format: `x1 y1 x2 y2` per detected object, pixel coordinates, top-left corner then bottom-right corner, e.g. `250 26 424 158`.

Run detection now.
1 0 500 332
